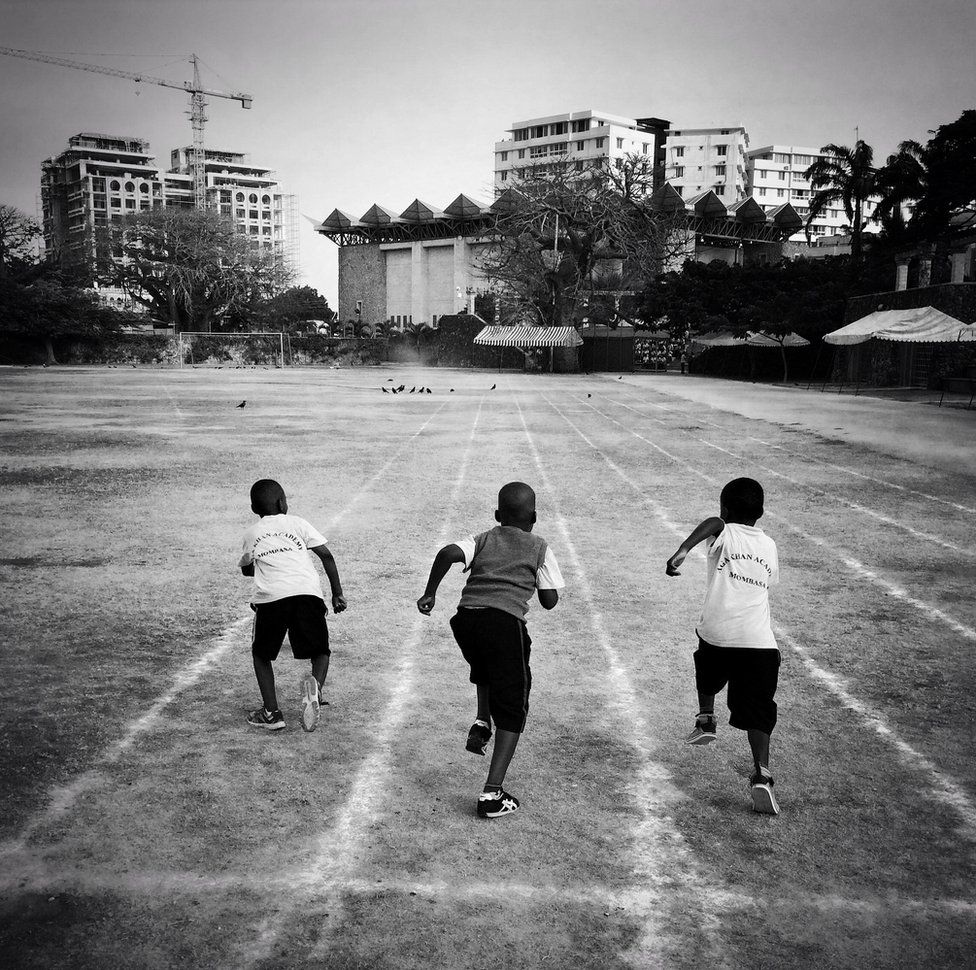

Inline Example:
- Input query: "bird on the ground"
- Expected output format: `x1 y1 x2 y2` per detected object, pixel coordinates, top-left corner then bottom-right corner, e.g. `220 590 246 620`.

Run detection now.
450 388 455 392
391 388 398 394
618 376 622 380
490 384 496 390
419 386 425 393
409 386 416 393
397 384 405 392
386 378 394 381
236 400 246 408
587 393 592 398
426 388 432 394
382 387 389 393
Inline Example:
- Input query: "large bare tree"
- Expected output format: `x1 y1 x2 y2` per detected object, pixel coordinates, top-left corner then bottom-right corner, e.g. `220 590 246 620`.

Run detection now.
97 207 291 332
479 156 685 327
0 204 41 282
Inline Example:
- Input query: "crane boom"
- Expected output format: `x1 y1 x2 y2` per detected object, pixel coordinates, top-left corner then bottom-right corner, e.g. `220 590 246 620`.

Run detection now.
0 47 252 208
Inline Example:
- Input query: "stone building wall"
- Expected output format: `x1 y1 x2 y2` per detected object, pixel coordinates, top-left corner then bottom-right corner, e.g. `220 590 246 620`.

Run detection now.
337 244 386 325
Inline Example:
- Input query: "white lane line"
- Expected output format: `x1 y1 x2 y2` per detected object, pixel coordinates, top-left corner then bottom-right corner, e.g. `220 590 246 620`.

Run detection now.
0 401 455 862
245 397 486 967
541 392 976 841
579 396 976 643
610 390 976 516
776 626 976 842
601 397 970 556
512 391 732 969
5 864 974 920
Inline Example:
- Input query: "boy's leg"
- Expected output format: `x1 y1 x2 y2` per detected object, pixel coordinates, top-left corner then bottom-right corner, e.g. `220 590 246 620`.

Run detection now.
253 652 278 711
689 640 725 744
747 729 771 776
476 683 491 724
312 653 330 691
727 649 780 814
466 684 493 755
485 729 519 788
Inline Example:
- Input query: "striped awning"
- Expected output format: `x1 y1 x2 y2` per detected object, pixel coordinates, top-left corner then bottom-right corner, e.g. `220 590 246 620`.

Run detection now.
473 326 584 348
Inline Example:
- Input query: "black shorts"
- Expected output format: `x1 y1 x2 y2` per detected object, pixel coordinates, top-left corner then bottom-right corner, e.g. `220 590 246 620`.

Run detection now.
694 637 780 735
450 607 532 734
251 595 330 661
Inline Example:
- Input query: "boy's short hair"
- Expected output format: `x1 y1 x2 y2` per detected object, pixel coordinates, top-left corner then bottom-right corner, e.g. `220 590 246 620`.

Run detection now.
498 482 536 520
721 477 764 521
251 478 285 511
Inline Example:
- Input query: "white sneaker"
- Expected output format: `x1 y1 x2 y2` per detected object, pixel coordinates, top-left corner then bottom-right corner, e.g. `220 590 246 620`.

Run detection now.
750 773 780 815
300 674 320 732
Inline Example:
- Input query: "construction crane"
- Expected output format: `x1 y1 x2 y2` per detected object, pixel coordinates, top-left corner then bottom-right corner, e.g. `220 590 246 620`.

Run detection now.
0 47 252 209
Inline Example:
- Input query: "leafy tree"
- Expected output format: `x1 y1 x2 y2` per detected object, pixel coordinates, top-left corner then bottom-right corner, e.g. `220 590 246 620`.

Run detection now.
0 273 126 363
404 321 431 348
252 285 334 334
480 156 685 327
804 141 879 259
97 208 290 332
0 205 42 282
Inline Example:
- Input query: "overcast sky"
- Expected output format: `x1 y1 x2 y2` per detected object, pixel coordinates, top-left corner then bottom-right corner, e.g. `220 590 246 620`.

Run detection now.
1 0 973 305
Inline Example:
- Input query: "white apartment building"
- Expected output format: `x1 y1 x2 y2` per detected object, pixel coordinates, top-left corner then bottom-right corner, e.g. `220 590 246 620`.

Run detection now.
663 126 750 204
40 134 298 285
493 110 669 191
745 145 879 242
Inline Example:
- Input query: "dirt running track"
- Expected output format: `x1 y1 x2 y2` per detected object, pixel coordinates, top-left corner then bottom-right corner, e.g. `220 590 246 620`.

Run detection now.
0 366 974 969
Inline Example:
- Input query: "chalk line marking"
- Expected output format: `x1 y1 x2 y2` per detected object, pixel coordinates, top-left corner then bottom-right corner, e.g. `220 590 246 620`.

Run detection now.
512 389 732 969
610 388 976 516
599 396 971 557
540 391 976 841
576 395 976 643
0 400 455 862
244 397 486 967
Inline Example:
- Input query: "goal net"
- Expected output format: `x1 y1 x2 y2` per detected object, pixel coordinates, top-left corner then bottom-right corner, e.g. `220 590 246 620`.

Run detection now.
178 331 286 369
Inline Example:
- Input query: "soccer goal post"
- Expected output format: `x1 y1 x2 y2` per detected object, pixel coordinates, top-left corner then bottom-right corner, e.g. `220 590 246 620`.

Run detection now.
177 331 286 369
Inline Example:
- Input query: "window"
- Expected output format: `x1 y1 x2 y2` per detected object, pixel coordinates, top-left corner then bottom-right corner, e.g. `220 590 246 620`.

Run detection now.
574 161 583 171
674 166 685 177
125 181 135 192
778 171 787 181
518 149 525 159
675 185 683 197
616 138 624 149
674 146 684 158
777 188 786 198
110 180 120 191
615 158 623 169
721 129 730 135
673 130 681 136
249 209 258 219
571 119 589 133
91 178 105 191
500 171 508 181
262 194 271 204
793 154 813 166
500 151 508 161
595 137 605 148
249 226 259 234
111 198 121 208
551 121 567 135
262 226 270 234
125 199 136 209
642 143 649 154
236 192 245 202
577 140 585 151
138 183 148 194
513 128 528 141
716 145 727 156
758 169 768 179
249 193 258 203
714 165 726 176
533 125 547 138
773 152 791 163
236 208 246 218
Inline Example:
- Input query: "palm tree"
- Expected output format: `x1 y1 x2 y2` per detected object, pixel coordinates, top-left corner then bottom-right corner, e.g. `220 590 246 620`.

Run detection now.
804 141 878 259
404 321 430 349
873 140 928 237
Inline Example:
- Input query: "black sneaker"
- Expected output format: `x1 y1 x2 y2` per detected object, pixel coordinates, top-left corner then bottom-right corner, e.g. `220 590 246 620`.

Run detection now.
247 708 285 731
477 789 520 818
686 715 717 745
465 720 492 756
749 772 780 815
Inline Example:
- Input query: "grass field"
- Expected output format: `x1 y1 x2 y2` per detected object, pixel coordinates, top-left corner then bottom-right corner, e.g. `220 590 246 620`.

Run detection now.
1 364 974 969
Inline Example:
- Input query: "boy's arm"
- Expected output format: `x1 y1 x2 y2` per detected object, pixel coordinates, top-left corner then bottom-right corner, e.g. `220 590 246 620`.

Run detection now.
310 544 347 613
537 589 559 610
417 544 466 614
666 517 725 576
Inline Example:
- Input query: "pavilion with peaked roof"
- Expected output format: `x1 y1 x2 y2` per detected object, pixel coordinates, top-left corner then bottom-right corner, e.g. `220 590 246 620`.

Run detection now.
314 184 804 328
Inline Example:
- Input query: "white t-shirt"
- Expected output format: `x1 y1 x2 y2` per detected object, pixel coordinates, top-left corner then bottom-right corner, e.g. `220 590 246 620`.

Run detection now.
697 522 779 649
239 514 327 605
454 535 565 590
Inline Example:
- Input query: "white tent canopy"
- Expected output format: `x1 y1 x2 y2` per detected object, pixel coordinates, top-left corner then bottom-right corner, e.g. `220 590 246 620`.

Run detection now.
746 331 810 348
824 307 976 345
473 325 583 348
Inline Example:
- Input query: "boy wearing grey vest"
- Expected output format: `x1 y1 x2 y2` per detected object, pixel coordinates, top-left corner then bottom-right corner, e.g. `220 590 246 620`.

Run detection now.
417 482 564 818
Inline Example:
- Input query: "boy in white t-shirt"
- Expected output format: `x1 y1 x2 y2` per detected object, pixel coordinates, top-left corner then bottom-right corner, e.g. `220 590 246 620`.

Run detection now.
239 479 346 733
666 478 782 815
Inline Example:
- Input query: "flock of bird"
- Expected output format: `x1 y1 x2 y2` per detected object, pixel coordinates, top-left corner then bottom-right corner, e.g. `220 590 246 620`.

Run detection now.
380 379 498 395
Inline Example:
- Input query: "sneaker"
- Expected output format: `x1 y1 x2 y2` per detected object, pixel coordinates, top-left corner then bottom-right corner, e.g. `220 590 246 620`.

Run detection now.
247 708 285 731
300 674 320 732
465 720 492 756
686 715 717 745
477 789 520 818
750 772 780 815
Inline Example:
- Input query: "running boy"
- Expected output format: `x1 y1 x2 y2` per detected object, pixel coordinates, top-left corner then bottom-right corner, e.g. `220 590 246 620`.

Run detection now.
417 482 564 819
240 479 346 733
665 477 781 815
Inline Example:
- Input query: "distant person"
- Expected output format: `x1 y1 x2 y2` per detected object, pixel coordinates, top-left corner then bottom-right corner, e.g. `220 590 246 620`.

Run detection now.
665 478 782 814
239 479 347 732
417 482 564 818
680 352 689 375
